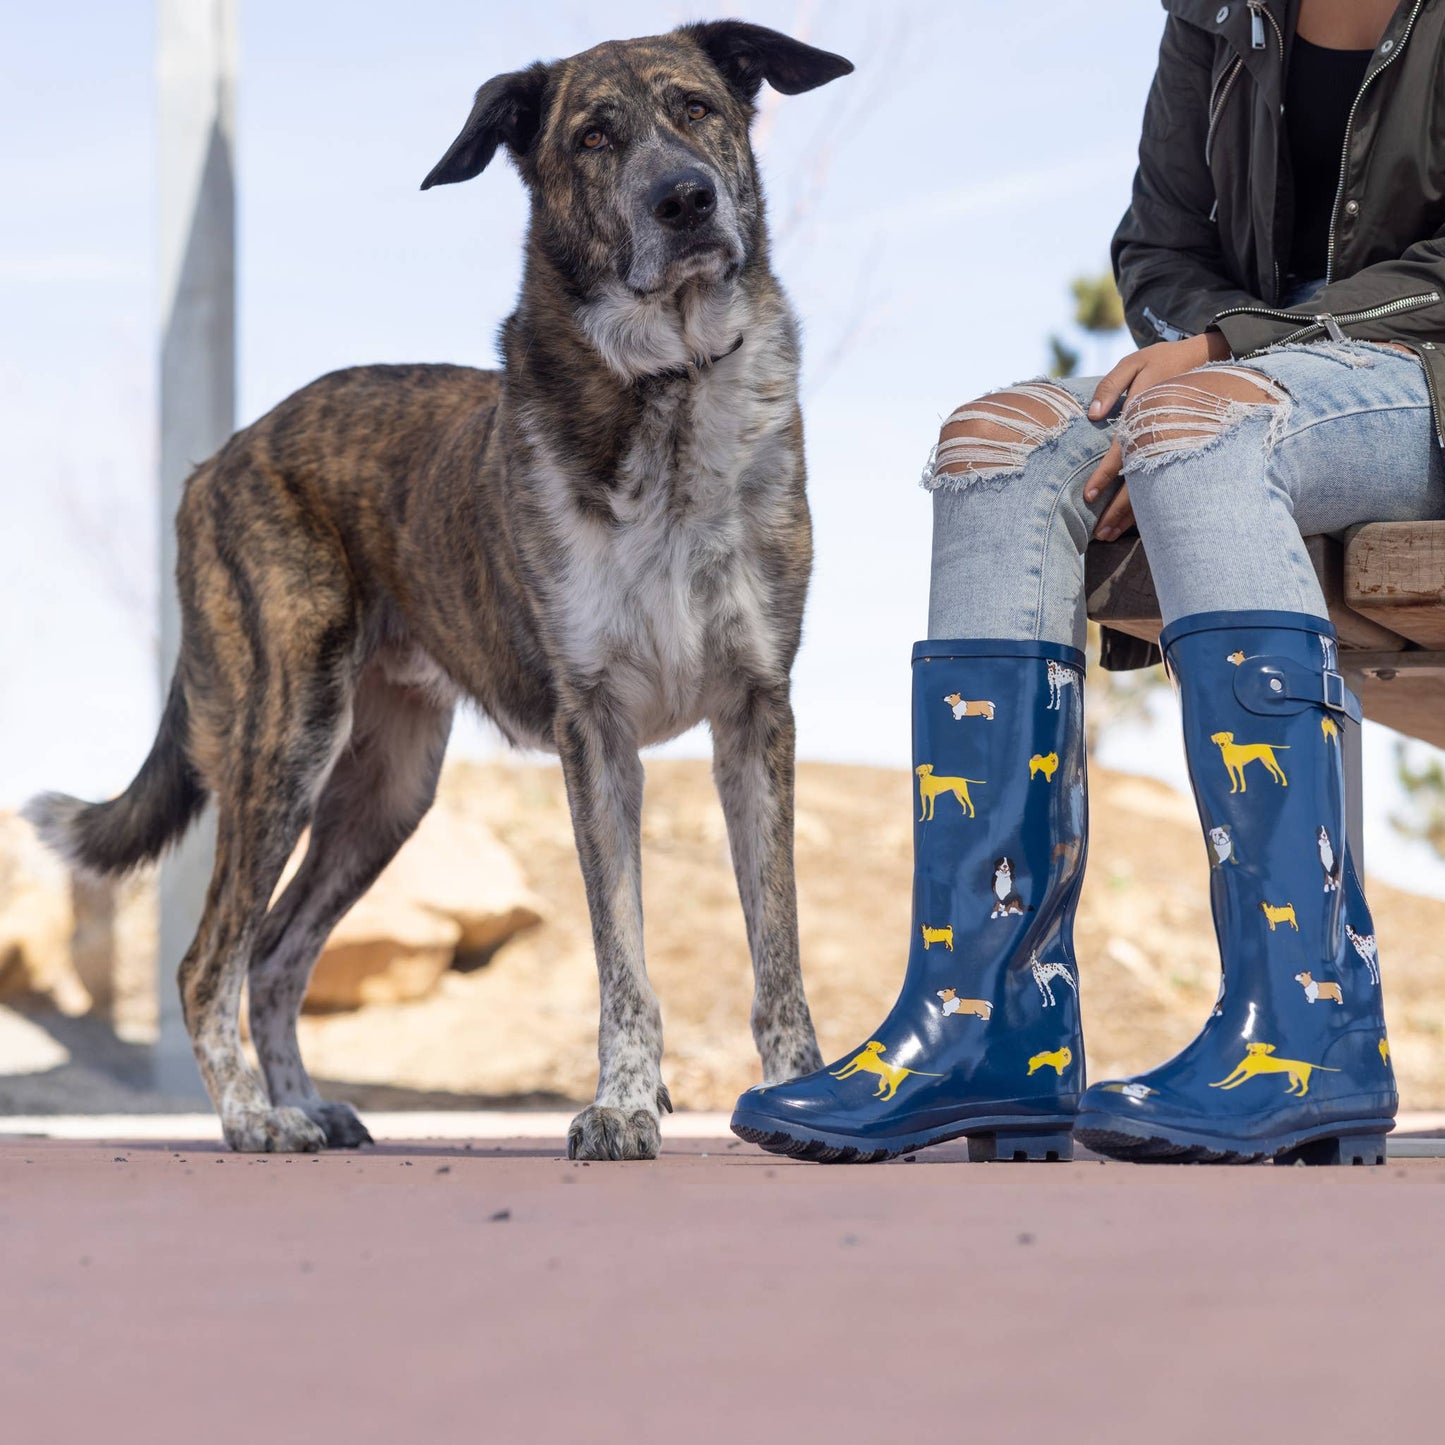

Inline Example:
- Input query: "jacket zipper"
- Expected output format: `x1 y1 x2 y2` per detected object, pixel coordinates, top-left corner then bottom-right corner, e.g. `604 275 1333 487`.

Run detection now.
1214 290 1441 345
1205 5 1281 166
1205 58 1243 167
1324 0 1425 284
1247 1 1283 52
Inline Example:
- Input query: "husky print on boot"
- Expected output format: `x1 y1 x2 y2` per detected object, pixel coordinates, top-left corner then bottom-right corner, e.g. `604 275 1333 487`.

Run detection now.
1076 613 1396 1166
731 641 1086 1163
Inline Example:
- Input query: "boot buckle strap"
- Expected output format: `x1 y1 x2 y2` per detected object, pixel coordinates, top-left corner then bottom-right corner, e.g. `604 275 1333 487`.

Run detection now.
1233 655 1363 724
1322 668 1347 713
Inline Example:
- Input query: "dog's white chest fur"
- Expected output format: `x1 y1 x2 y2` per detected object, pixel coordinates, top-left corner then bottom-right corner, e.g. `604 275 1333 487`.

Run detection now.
526 334 795 744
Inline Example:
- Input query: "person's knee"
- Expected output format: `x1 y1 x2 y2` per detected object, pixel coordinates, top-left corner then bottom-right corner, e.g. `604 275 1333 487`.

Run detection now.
1119 366 1288 474
932 382 1085 483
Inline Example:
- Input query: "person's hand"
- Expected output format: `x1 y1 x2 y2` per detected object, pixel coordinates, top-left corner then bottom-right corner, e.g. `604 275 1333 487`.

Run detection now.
1084 329 1232 540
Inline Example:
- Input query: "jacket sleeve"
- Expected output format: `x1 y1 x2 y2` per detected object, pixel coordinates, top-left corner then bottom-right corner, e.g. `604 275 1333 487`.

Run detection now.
1112 15 1263 347
1213 227 1445 356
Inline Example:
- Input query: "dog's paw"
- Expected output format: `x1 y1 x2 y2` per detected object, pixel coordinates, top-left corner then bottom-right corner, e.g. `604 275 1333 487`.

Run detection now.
223 1106 328 1154
304 1101 374 1150
566 1105 661 1161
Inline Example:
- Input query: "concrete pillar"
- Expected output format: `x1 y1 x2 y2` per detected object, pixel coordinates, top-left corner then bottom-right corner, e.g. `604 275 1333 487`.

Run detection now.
154 0 237 1095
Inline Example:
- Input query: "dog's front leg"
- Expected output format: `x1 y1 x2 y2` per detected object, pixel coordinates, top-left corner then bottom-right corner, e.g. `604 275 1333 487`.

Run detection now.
555 697 668 1161
712 684 824 1082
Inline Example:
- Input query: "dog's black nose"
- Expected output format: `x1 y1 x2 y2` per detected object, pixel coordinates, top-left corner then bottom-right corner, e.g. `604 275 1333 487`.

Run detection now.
649 169 717 231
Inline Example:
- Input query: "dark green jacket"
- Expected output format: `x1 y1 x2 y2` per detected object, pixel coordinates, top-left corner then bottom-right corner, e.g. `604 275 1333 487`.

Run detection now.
1113 0 1445 444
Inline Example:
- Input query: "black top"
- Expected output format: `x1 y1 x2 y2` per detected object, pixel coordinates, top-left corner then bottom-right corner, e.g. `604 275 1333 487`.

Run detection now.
1286 34 1373 281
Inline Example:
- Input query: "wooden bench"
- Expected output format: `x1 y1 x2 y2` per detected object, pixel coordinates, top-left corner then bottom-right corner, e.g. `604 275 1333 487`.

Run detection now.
1086 520 1445 867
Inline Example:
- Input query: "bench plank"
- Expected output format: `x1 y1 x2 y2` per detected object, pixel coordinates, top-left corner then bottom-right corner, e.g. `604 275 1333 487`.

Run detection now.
1344 521 1445 648
1086 532 1445 749
1086 535 1405 651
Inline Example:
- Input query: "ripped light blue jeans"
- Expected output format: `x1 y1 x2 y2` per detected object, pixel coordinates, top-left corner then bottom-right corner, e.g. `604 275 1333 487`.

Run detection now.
926 338 1445 646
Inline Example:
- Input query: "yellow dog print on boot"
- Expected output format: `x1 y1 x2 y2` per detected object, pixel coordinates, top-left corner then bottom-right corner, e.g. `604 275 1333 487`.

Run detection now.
1259 901 1298 932
920 924 954 952
1321 716 1340 745
916 765 983 820
1028 752 1059 782
1379 1038 1391 1065
830 1041 942 1101
1027 1046 1073 1077
1210 1043 1339 1097
1212 732 1289 792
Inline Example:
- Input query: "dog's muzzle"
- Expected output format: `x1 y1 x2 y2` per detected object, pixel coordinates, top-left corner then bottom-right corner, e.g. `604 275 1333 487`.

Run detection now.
625 148 742 294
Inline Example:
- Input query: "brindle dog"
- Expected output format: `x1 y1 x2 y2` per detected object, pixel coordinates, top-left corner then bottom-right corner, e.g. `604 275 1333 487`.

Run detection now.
27 22 852 1160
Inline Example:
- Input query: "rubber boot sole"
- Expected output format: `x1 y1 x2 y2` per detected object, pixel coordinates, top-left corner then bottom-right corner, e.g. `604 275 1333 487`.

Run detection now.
730 1108 1076 1165
1074 1110 1393 1166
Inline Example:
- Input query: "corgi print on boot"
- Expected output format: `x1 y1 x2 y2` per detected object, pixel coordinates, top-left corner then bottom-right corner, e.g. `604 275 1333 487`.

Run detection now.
936 989 992 1020
1075 612 1395 1166
732 641 1087 1164
1212 731 1289 792
1295 971 1343 1005
943 692 995 721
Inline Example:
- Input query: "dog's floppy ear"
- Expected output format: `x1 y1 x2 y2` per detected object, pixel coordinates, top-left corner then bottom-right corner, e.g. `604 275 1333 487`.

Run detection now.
680 20 853 102
421 63 549 189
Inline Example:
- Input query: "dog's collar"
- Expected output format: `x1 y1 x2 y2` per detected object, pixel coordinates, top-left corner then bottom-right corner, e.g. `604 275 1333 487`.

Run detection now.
639 334 745 386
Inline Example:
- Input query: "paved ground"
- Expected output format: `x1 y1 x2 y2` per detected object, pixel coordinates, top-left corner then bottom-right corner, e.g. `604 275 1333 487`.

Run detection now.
3 1122 1443 1445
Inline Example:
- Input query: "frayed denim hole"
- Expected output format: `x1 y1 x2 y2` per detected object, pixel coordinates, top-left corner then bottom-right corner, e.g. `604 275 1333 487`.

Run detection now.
921 381 1085 494
1118 373 1292 477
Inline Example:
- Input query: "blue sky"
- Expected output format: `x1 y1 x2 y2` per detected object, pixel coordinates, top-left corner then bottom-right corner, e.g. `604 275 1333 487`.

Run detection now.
3 0 1442 892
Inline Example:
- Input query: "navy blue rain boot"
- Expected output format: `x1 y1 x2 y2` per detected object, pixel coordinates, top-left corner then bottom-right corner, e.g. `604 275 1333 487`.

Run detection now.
731 641 1087 1163
1074 611 1396 1165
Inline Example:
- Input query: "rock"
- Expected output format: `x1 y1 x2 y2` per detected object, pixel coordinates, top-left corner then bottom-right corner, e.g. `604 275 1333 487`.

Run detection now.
0 811 91 1014
71 870 158 1041
302 805 541 1011
375 804 543 959
306 894 463 1012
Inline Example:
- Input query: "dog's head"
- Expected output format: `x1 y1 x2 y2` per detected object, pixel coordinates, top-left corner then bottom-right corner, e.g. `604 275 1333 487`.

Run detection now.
864 1040 886 1055
936 990 956 1002
1211 732 1235 745
1245 1043 1276 1057
1055 1047 1073 1067
423 23 851 303
1295 972 1312 985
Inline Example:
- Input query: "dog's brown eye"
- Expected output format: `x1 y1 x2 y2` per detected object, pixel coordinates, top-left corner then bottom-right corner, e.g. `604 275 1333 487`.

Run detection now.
580 128 608 150
686 101 710 121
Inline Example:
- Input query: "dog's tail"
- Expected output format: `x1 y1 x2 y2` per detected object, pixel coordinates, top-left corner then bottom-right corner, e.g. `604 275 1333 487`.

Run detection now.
23 673 208 876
